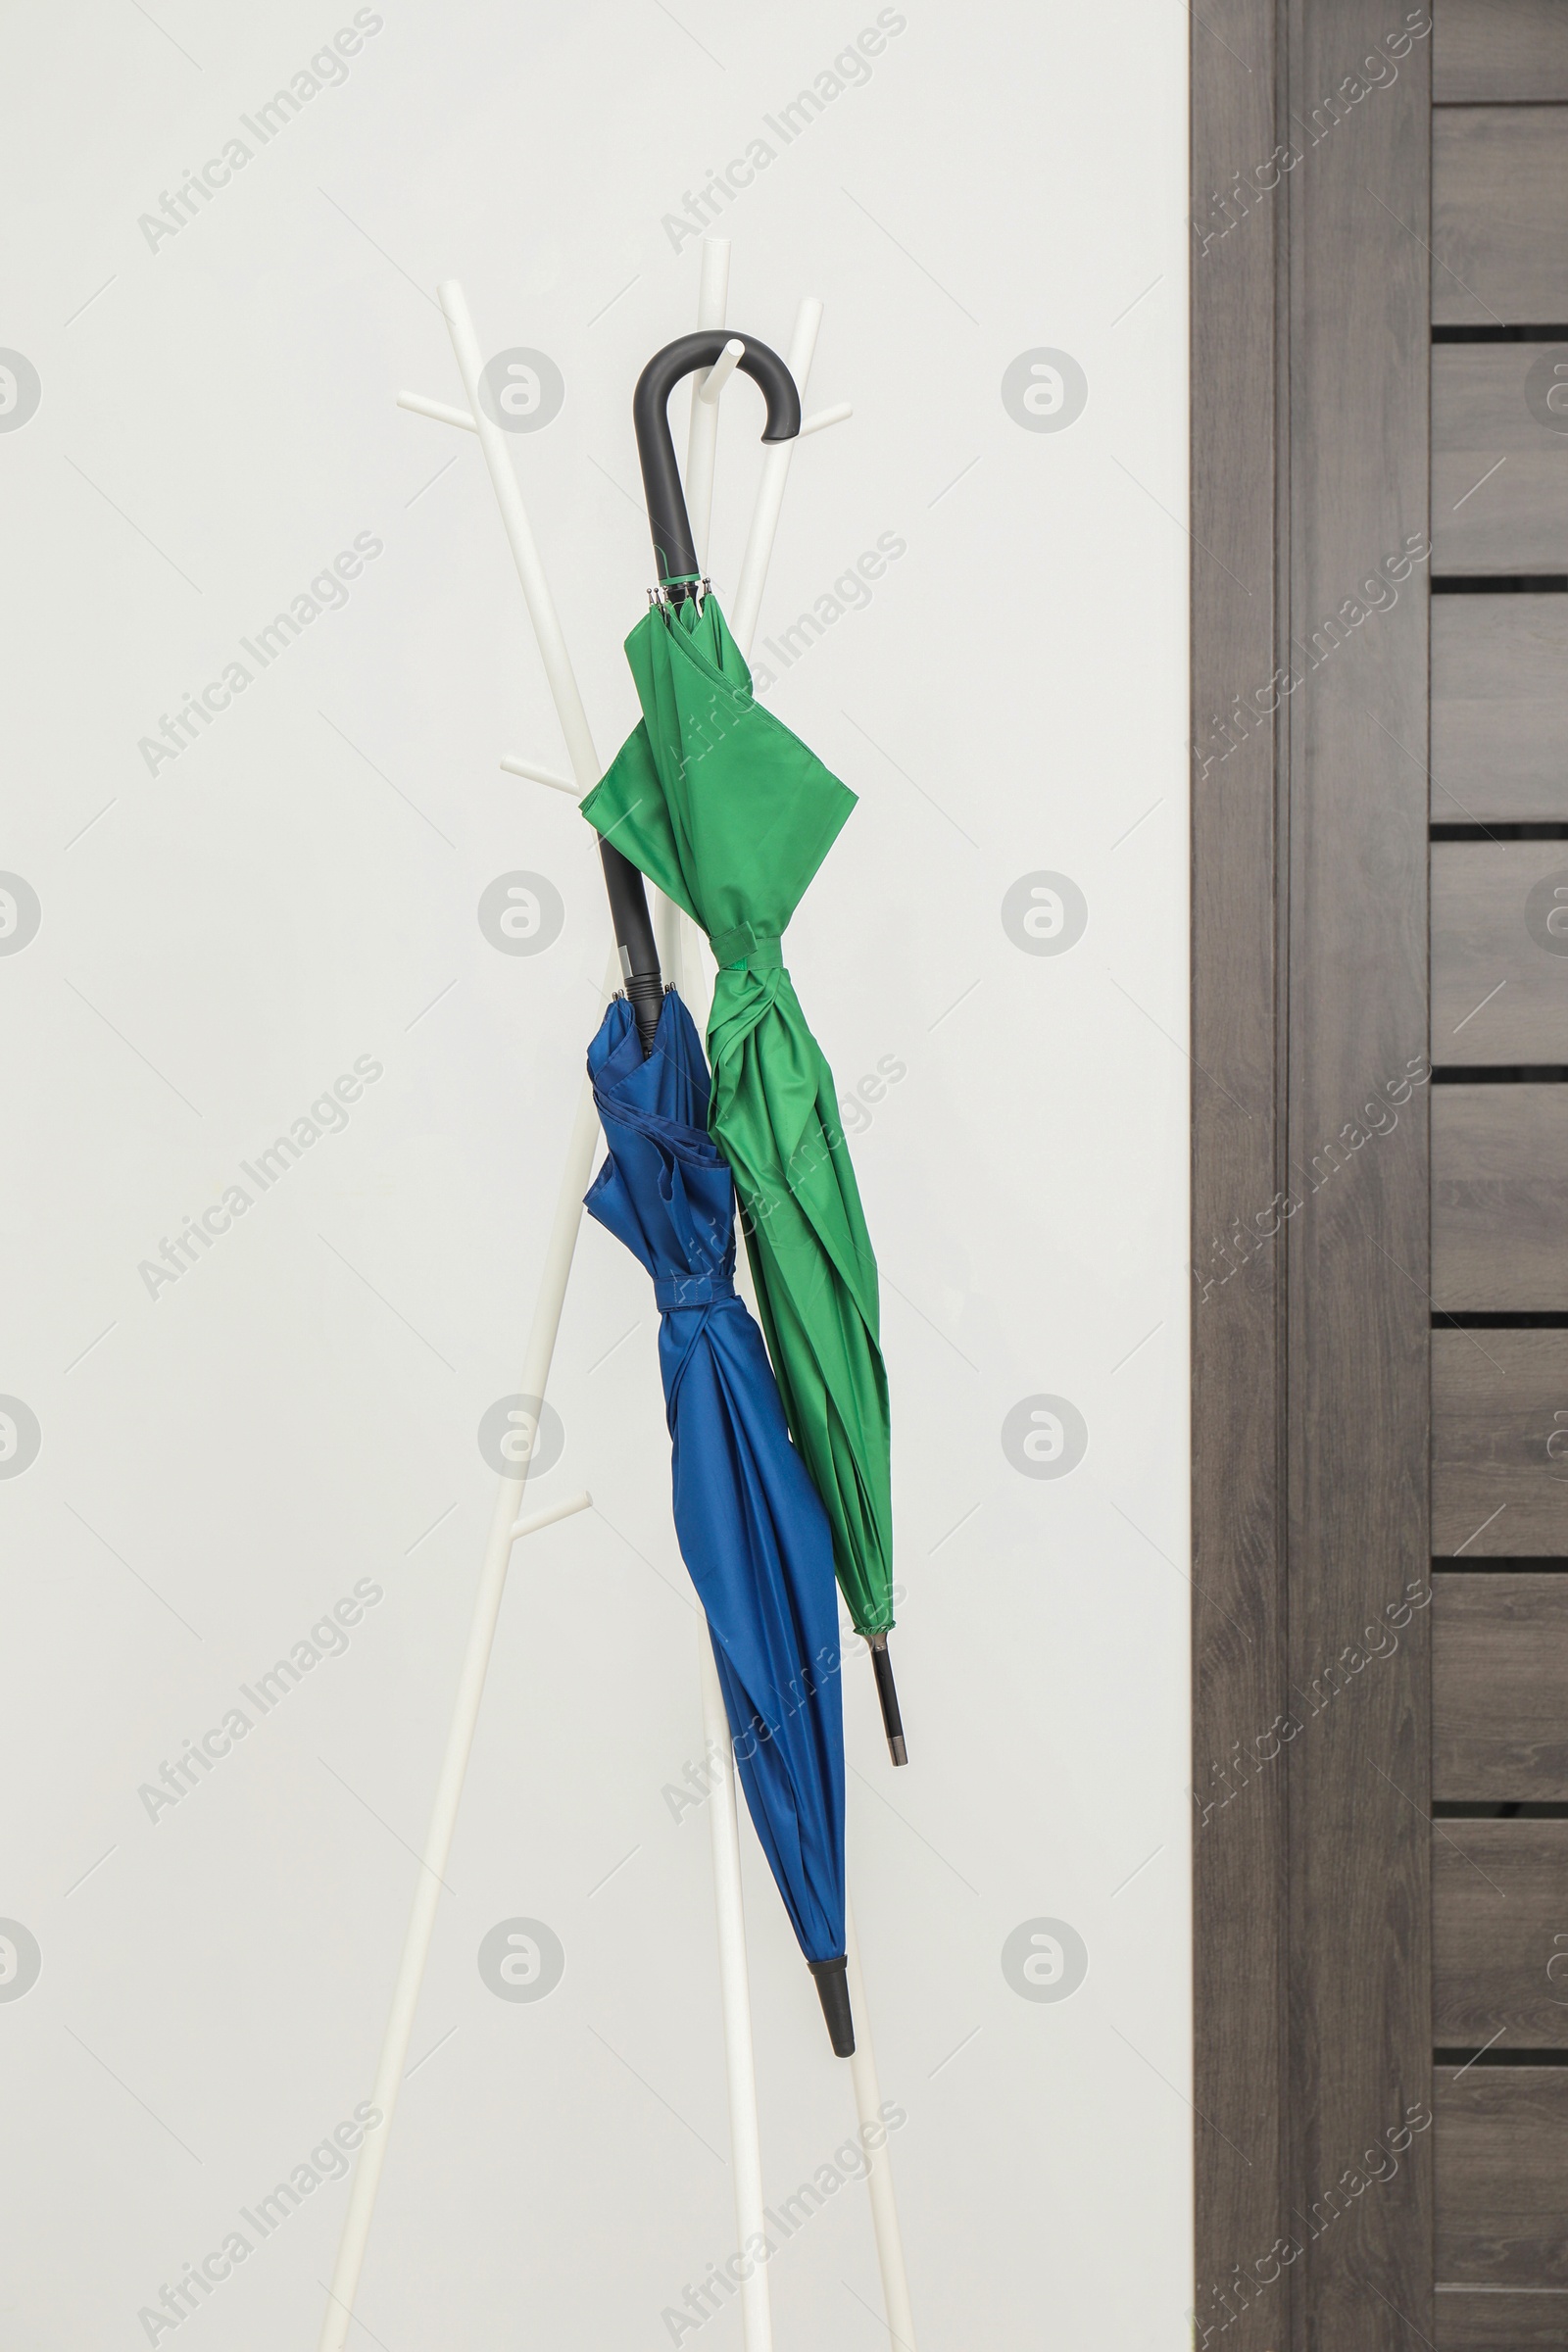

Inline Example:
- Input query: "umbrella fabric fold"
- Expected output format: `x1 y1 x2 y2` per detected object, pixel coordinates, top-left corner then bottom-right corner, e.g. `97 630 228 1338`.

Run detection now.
583 986 852 2047
580 598 898 1696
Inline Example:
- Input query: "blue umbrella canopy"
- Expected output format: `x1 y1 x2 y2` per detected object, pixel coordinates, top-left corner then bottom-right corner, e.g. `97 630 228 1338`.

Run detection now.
584 987 853 2053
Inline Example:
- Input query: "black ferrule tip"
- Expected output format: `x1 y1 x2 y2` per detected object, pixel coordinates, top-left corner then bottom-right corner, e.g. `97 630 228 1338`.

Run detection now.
867 1633 907 1767
808 1954 856 2056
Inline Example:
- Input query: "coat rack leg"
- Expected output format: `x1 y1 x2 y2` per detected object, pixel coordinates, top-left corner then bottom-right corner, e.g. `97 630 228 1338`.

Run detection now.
722 286 920 2352
698 1629 774 2351
846 1897 918 2347
317 1055 606 2352
671 233 773 2352
684 237 730 573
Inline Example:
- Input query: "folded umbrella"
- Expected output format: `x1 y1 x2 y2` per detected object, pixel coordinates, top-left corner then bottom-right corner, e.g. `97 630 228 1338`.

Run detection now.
585 985 853 2053
581 332 906 1763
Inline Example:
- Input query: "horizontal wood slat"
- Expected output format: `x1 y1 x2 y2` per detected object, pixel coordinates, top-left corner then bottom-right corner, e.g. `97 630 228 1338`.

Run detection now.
1436 2066 1568 2284
1434 1571 1568 1790
1433 346 1568 573
1434 108 1568 322
1433 595 1568 822
1437 2286 1568 2346
1434 1819 1568 2044
1433 843 1568 1061
1436 0 1568 102
1433 1086 1568 1307
1433 1333 1568 1557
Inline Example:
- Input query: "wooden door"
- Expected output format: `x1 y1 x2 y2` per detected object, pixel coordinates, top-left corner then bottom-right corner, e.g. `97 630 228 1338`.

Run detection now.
1194 2 1568 2343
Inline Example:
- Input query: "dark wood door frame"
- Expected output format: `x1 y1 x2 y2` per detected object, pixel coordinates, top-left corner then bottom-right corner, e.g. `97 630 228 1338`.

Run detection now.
1192 6 1435 2346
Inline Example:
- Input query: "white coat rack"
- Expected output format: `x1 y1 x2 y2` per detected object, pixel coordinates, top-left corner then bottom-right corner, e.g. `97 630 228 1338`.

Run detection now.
316 242 915 2352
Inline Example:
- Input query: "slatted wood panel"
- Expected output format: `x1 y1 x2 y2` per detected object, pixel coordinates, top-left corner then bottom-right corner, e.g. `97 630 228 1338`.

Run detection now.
1436 0 1568 101
1432 595 1568 821
1434 1573 1568 1794
1433 843 1568 1060
1434 1819 1568 2042
1434 108 1568 321
1433 1085 1568 1306
1428 21 1568 2325
1436 2066 1568 2284
1437 2285 1568 2348
1433 346 1568 573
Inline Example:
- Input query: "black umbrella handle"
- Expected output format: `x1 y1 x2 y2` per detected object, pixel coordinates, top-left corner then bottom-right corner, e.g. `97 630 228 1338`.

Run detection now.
632 331 802 590
600 839 663 1054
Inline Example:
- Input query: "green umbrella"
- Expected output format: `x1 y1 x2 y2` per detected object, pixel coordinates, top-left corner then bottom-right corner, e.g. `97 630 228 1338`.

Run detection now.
580 332 906 1761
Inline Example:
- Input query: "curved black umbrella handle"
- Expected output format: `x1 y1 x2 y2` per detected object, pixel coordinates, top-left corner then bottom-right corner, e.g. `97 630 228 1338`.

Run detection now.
633 331 802 589
606 333 799 1058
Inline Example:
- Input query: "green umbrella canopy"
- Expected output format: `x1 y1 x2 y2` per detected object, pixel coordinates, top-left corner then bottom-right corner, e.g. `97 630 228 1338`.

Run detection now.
581 593 899 1666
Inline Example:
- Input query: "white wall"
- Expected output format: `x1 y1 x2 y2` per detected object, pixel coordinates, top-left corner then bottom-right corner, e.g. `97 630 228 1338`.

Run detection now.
0 3 1191 2343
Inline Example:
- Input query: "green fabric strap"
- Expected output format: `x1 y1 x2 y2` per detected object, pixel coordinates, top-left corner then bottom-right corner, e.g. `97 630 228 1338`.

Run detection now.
710 921 783 972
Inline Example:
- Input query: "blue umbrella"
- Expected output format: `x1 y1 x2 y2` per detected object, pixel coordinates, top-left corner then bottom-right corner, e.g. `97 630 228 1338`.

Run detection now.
584 985 854 2054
